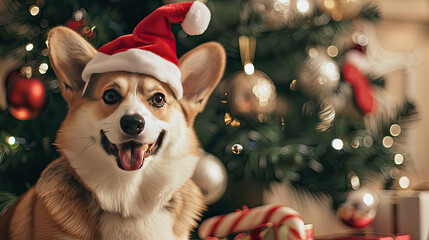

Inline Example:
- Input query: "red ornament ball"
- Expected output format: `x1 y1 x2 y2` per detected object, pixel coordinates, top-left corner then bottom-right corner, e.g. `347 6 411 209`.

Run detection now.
66 19 86 31
337 189 379 228
6 71 46 120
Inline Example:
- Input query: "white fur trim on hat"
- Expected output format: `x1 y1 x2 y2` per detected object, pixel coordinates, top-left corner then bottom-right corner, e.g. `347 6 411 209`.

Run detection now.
81 49 183 99
181 1 211 36
345 49 370 73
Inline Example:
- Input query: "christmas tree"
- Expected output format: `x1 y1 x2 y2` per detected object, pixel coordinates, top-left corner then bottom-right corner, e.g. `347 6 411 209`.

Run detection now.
0 0 415 229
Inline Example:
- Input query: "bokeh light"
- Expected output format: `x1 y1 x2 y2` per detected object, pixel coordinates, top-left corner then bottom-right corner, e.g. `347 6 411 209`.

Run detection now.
331 138 343 150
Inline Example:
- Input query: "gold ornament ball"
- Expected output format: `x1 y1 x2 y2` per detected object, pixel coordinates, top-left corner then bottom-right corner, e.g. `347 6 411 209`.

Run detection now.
296 49 340 99
337 188 379 228
316 0 364 21
228 70 277 120
192 151 228 205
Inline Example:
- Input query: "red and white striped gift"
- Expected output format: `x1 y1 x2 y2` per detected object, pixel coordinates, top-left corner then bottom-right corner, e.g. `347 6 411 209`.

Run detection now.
198 204 306 240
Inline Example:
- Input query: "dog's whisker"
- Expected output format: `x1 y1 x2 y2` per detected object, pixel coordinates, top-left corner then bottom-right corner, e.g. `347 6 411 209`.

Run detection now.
76 137 96 157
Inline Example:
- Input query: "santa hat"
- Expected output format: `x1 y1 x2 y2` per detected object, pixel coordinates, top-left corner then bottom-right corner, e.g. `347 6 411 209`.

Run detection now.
81 1 211 99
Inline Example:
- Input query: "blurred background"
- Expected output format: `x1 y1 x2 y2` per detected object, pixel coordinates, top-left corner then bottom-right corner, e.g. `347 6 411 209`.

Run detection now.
0 0 428 239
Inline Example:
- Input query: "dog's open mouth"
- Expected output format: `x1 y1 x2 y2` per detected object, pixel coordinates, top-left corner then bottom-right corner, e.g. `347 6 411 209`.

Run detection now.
100 130 165 171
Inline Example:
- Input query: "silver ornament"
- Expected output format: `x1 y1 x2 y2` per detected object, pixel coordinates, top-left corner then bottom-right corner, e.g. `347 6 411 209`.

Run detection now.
297 49 340 99
337 188 379 228
192 151 228 205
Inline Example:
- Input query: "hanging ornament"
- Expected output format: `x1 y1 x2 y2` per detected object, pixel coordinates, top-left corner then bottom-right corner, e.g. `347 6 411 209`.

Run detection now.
337 188 379 228
66 19 85 32
316 100 335 132
251 0 315 30
66 9 96 40
342 45 376 114
192 151 228 205
296 48 340 99
0 56 21 110
228 36 277 121
6 69 46 120
228 70 277 120
232 144 244 154
316 0 364 21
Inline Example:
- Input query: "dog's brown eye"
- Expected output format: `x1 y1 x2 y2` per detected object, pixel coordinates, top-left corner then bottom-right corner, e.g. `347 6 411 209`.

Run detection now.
151 93 165 107
103 89 122 105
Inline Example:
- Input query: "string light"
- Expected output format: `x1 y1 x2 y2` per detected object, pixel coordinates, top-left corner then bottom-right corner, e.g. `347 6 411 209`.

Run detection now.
38 63 49 74
244 62 255 75
290 79 297 90
327 45 338 57
308 48 318 58
29 5 40 16
296 0 310 13
351 138 359 148
390 124 401 137
363 135 373 147
323 0 335 9
6 136 16 145
331 138 343 150
357 34 369 46
363 193 375 207
350 175 360 190
399 176 410 189
394 153 404 165
25 43 34 51
383 136 394 148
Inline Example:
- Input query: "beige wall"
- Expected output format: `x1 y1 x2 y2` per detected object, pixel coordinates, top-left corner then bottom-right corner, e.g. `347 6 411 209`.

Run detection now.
374 0 429 185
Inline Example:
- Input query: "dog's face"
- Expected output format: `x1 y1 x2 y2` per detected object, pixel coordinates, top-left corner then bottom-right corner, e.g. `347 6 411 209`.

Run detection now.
78 72 174 172
47 26 225 216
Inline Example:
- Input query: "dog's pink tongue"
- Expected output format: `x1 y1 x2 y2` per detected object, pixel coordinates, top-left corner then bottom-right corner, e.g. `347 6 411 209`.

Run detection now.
118 146 145 171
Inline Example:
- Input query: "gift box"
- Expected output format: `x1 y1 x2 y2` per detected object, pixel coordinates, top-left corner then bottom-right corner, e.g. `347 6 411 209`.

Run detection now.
372 190 429 240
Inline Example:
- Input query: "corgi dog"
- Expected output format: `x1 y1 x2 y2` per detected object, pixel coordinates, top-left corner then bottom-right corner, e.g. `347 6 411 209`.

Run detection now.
0 22 225 239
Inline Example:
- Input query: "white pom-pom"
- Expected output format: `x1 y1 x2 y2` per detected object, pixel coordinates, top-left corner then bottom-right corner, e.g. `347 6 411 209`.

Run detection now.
345 49 370 73
182 1 211 36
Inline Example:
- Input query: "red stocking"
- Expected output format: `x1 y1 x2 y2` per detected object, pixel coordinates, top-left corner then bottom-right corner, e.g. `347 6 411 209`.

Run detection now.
342 62 376 114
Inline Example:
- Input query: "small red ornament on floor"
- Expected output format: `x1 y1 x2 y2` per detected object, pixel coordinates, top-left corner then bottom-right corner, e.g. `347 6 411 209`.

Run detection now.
6 71 46 120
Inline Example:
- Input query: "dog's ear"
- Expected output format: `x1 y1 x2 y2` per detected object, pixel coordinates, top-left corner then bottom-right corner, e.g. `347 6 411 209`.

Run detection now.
179 42 226 123
48 26 97 103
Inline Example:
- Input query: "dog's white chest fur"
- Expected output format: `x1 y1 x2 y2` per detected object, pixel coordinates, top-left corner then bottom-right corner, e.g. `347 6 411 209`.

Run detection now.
100 211 178 240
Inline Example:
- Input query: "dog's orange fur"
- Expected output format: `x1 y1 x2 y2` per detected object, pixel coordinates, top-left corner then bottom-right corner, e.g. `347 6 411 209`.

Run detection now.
0 26 225 240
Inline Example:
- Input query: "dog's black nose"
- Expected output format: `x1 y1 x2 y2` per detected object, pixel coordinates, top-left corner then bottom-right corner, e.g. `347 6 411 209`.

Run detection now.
120 115 145 135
